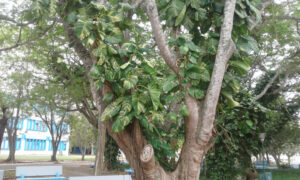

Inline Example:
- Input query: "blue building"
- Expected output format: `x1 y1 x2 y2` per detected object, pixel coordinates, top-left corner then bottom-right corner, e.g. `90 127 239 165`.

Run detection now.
0 117 70 156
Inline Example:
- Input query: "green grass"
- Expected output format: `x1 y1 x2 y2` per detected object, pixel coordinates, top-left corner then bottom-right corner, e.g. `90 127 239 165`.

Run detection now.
257 169 300 180
0 155 95 162
200 169 300 180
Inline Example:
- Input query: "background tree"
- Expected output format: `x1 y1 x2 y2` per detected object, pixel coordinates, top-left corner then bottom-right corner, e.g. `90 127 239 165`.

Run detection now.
31 82 70 161
5 71 32 162
69 113 97 160
0 91 9 150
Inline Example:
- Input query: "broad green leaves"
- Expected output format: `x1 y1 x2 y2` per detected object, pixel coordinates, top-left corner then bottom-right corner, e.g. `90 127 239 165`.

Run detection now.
75 19 93 40
148 85 161 111
188 87 204 99
186 64 210 82
179 103 189 117
123 75 138 89
175 5 186 26
101 97 124 121
89 65 103 79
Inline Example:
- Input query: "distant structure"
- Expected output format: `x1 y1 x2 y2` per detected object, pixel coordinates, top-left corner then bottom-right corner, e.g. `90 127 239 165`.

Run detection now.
0 116 70 156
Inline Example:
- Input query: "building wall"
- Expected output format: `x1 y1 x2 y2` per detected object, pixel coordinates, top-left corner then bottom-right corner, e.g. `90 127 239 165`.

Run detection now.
0 117 70 156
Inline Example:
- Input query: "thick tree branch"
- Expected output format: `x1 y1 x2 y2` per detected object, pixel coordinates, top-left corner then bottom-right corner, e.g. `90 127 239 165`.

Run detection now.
140 144 155 180
254 70 280 101
254 49 300 101
197 0 236 145
145 0 179 74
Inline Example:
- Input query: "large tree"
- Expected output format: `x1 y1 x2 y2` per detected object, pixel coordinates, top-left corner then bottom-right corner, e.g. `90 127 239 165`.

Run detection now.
2 0 264 179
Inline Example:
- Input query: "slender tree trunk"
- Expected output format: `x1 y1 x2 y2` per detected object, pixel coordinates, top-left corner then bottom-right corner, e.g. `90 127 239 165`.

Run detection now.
6 135 16 163
81 146 86 161
91 143 94 155
51 141 58 161
0 107 8 150
271 154 280 167
266 152 270 165
287 156 291 165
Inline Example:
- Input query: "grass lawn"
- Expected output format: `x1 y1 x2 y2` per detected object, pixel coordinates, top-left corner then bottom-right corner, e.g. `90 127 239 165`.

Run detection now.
200 169 300 180
0 154 95 162
257 169 300 180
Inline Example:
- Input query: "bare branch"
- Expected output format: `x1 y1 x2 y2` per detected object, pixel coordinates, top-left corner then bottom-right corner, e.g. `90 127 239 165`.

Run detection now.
254 70 280 101
254 49 300 101
0 14 35 26
249 0 274 30
197 0 236 145
264 15 300 22
0 20 56 52
145 0 179 74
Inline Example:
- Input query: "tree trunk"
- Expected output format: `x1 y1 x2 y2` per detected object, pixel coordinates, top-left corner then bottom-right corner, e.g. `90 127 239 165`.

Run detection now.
266 152 270 165
51 143 58 161
0 107 9 149
6 137 16 163
94 121 106 175
91 143 94 155
81 146 86 161
272 154 280 167
287 156 291 165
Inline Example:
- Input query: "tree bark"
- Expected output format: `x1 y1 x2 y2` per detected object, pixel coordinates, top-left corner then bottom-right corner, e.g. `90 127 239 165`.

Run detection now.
81 146 86 161
51 143 58 162
6 133 16 162
0 106 9 150
271 154 281 167
60 15 107 175
91 143 94 155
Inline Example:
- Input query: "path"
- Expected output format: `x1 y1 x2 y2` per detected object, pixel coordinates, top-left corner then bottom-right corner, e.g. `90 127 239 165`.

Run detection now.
0 161 95 179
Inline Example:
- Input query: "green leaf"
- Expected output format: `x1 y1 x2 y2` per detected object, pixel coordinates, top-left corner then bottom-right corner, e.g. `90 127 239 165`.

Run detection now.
186 41 203 53
186 65 210 82
175 5 186 26
162 78 178 93
148 85 161 110
229 61 250 74
75 19 93 40
221 91 240 108
179 45 189 55
120 62 130 69
245 0 261 23
120 3 133 11
103 93 114 103
101 97 124 121
137 102 145 115
246 120 253 127
179 103 189 117
89 65 103 79
112 114 133 133
123 75 138 89
139 118 149 129
167 112 177 121
151 111 164 124
188 87 205 99
104 36 122 44
141 62 156 75
67 12 77 24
